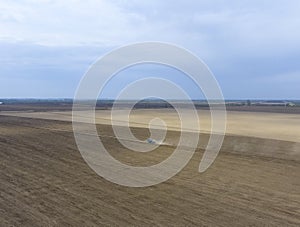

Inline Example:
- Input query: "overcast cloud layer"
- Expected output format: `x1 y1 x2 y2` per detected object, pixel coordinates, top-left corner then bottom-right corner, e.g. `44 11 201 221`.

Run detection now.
1 0 299 99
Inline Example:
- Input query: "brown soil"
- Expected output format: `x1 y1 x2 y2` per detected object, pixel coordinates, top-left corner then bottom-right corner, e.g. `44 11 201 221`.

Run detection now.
0 115 299 226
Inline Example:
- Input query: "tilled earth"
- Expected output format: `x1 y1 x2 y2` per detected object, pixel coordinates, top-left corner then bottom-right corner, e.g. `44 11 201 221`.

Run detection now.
0 116 299 226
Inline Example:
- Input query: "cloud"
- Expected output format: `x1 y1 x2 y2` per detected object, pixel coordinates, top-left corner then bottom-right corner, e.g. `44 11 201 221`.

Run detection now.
1 0 299 50
0 0 147 46
0 0 299 98
259 71 300 83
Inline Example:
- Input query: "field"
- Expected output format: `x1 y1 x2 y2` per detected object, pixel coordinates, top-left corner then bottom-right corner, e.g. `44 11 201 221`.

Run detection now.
0 105 299 226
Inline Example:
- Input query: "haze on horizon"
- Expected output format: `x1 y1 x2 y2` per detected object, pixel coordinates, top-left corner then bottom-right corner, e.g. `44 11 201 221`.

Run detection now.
1 0 300 99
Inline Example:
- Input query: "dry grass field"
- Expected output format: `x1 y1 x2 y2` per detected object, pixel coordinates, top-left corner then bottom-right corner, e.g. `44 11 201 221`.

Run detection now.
0 106 300 226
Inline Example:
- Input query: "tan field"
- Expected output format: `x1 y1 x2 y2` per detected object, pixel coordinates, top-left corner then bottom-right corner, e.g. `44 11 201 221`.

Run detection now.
1 108 300 142
0 107 299 226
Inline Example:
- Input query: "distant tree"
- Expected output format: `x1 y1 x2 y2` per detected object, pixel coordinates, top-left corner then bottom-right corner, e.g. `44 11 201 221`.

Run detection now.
247 100 251 106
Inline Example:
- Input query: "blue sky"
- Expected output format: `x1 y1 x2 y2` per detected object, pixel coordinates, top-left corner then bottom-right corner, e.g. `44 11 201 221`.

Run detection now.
0 0 299 99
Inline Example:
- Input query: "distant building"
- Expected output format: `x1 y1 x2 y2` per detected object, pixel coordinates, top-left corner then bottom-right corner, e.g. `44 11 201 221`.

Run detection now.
254 101 295 107
287 102 296 107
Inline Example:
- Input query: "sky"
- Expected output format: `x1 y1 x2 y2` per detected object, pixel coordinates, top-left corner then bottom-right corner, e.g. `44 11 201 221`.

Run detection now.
0 0 300 99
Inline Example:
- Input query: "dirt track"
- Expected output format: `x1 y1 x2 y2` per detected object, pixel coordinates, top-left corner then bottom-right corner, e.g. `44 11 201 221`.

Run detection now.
0 115 299 226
